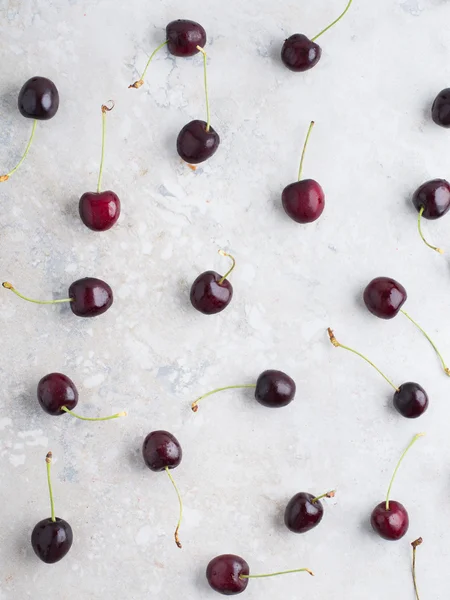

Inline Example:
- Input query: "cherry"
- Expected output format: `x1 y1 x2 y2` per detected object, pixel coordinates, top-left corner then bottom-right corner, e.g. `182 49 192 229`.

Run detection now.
411 537 423 599
3 277 114 318
0 77 59 183
371 433 424 541
363 278 450 376
206 554 313 595
177 46 220 165
142 431 183 548
191 369 296 412
129 20 206 89
190 250 234 315
328 328 429 418
281 0 353 72
282 121 324 223
31 452 73 564
284 491 335 534
79 102 120 231
412 179 450 254
432 88 450 128
37 372 126 421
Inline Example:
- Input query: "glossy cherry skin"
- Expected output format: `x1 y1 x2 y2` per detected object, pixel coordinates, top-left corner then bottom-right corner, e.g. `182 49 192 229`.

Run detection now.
190 271 233 315
37 373 78 416
79 191 121 231
281 34 322 72
206 554 249 596
412 179 450 220
284 492 324 534
166 20 206 57
18 77 59 120
177 120 220 164
31 517 73 563
142 431 182 471
371 501 409 541
432 88 450 128
68 277 113 318
282 179 325 223
393 382 429 419
363 277 407 320
255 370 296 408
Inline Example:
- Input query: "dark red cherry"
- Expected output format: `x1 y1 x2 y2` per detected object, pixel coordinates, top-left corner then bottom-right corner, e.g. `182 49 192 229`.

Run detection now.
282 179 325 223
281 35 321 72
18 77 59 120
412 179 450 219
31 517 73 563
371 501 409 541
142 430 182 471
37 373 78 416
284 492 325 534
206 554 249 596
393 383 429 419
79 191 121 231
363 277 407 320
190 271 232 314
255 370 296 408
166 19 207 57
68 277 113 317
432 88 450 128
177 120 220 164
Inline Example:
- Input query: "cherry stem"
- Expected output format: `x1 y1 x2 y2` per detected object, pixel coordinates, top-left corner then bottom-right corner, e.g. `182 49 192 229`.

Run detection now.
327 328 399 392
191 384 256 412
2 282 73 305
411 537 423 600
196 46 211 132
61 406 126 421
165 466 183 549
46 451 56 523
0 119 38 183
417 206 443 254
400 309 450 376
218 250 236 285
385 433 425 511
240 568 314 580
311 490 336 503
97 101 114 193
311 0 354 42
298 121 315 181
129 40 169 89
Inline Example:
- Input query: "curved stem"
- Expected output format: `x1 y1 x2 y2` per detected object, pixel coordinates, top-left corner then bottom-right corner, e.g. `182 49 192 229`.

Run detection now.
298 121 315 181
196 46 211 132
46 452 56 522
0 119 38 182
327 328 399 392
218 250 236 285
400 310 450 376
311 0 354 42
417 207 443 254
165 466 183 549
386 433 425 511
2 282 73 305
97 102 114 193
129 40 169 89
240 568 314 580
311 490 335 503
191 384 257 412
61 406 126 421
411 538 422 600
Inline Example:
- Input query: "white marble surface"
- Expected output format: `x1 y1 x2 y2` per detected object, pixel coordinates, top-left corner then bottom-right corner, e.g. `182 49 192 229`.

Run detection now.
1 0 450 598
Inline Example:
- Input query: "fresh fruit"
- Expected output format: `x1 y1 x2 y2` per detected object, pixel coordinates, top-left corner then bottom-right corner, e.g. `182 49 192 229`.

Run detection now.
190 250 235 315
432 88 450 128
412 179 450 254
284 491 335 534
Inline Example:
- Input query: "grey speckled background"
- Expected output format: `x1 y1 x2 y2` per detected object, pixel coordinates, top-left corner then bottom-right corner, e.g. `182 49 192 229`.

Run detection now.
1 0 450 598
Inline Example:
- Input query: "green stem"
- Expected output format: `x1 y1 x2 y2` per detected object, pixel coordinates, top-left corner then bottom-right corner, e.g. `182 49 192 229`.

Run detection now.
417 206 443 254
0 119 37 182
218 250 236 285
46 452 56 522
129 40 169 88
192 384 257 412
327 328 399 392
412 538 422 600
61 406 126 421
196 46 211 131
311 0 354 42
165 466 183 548
311 490 335 503
240 568 314 580
400 309 450 376
298 121 315 181
2 282 73 305
386 433 425 511
97 104 111 193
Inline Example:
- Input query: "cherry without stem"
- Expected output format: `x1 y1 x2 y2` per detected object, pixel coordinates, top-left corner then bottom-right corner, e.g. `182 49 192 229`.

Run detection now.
190 250 235 315
363 277 450 376
412 179 450 254
284 490 335 534
432 88 450 128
